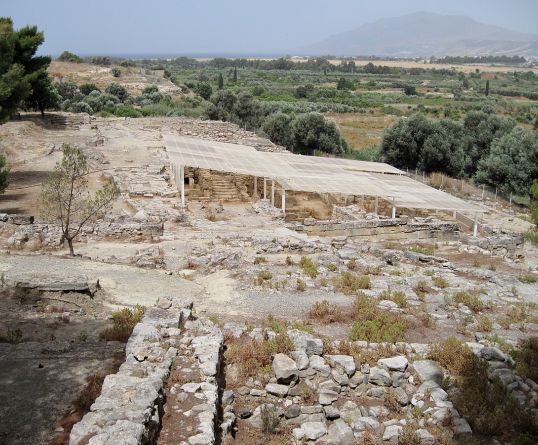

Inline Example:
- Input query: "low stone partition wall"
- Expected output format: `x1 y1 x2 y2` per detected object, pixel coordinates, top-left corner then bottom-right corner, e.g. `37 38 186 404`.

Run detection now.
291 217 459 241
69 299 224 445
463 233 524 258
0 218 164 249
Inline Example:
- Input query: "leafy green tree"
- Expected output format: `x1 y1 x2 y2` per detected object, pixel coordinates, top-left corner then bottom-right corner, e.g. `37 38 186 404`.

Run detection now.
475 127 538 195
0 17 52 122
105 83 129 102
404 85 417 96
24 72 60 116
485 79 490 96
57 51 82 63
381 113 435 170
218 73 224 90
195 82 212 100
79 83 99 96
291 112 343 156
111 67 121 78
262 113 294 149
41 144 118 255
233 66 238 82
0 155 9 193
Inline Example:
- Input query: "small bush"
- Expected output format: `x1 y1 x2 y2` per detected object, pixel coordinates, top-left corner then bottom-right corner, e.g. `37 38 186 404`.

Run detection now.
296 278 306 292
74 373 106 411
257 270 273 285
413 280 431 301
350 293 407 342
333 272 371 294
428 337 473 375
406 244 434 255
254 256 267 264
350 313 406 343
327 263 338 272
512 337 538 381
307 300 348 324
432 276 449 288
285 255 293 266
261 405 280 434
519 273 538 284
347 257 357 270
299 256 318 278
111 67 121 77
453 291 485 313
378 289 407 308
99 305 144 342
477 316 493 332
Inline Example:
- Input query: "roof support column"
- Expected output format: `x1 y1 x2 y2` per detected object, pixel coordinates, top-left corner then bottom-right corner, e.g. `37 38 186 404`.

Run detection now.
374 196 379 216
253 176 258 198
391 197 396 219
180 165 185 208
263 178 267 200
473 213 478 237
271 179 275 206
281 189 286 214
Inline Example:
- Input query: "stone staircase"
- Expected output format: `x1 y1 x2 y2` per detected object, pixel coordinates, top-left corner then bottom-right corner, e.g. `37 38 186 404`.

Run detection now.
189 171 250 202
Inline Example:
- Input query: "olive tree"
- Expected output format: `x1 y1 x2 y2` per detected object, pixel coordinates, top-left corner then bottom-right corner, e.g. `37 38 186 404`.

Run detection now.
41 144 118 255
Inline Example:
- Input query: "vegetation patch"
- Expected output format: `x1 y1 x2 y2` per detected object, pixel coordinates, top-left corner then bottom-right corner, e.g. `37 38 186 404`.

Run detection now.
333 271 371 294
453 291 486 312
299 256 318 278
99 305 145 342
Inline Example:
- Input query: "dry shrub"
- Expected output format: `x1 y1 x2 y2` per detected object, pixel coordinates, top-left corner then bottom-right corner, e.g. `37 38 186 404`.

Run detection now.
399 423 420 445
333 271 371 294
307 300 349 324
74 373 105 411
453 291 485 313
513 337 538 381
477 316 493 332
226 333 293 379
99 305 144 342
254 256 267 264
347 257 357 270
357 430 380 445
413 280 432 301
362 265 382 275
427 337 473 375
432 276 449 288
296 278 306 292
257 270 273 285
378 289 407 308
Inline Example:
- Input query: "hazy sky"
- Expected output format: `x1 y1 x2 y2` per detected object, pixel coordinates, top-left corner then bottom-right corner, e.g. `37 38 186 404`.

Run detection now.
3 0 538 56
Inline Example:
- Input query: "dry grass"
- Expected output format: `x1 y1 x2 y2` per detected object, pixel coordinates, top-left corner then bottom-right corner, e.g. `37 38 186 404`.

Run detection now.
477 316 493 332
453 291 486 313
413 280 432 301
432 276 449 289
296 278 306 292
299 256 318 278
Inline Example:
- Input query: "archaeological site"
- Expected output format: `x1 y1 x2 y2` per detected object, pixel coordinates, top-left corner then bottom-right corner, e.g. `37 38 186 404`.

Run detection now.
1 4 538 445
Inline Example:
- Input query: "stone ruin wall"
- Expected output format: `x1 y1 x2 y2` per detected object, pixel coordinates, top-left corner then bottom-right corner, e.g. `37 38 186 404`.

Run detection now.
68 300 538 445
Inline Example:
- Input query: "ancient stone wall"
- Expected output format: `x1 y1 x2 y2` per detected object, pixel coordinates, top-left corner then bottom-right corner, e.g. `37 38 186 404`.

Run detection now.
291 217 460 241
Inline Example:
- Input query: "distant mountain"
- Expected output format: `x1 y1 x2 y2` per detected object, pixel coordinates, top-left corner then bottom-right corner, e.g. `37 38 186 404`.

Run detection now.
299 12 538 57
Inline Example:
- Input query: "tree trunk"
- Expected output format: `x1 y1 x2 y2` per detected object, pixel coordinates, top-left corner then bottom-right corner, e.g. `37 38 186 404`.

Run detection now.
67 238 74 256
40 108 45 118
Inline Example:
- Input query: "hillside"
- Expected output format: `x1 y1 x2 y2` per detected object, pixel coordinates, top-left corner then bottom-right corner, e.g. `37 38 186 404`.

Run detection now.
299 12 538 57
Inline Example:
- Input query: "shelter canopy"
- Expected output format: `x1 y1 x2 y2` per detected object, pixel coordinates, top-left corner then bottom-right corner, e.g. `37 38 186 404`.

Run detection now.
164 134 481 212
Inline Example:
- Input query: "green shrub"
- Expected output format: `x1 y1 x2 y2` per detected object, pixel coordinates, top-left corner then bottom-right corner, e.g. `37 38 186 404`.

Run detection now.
333 272 371 294
327 263 338 272
350 313 406 343
100 305 145 342
432 276 449 288
114 105 142 118
523 231 538 246
299 256 318 278
512 337 538 381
